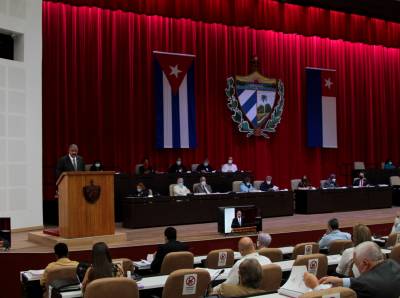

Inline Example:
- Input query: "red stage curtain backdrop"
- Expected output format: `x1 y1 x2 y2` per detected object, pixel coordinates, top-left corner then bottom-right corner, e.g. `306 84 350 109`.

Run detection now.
42 2 400 199
45 0 400 48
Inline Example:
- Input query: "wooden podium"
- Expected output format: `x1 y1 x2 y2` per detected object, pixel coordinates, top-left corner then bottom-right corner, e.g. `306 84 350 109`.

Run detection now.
56 171 115 238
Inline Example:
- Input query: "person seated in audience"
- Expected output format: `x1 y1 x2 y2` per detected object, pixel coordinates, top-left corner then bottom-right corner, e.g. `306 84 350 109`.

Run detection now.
211 259 265 297
231 210 245 228
82 242 124 292
336 224 371 276
391 211 400 234
40 243 78 287
240 176 255 192
323 173 338 188
304 241 400 298
213 237 271 291
138 157 154 175
319 218 351 249
260 176 278 191
384 159 396 170
151 227 189 274
193 176 212 194
173 177 191 196
353 171 369 187
256 232 272 249
90 160 103 171
221 156 238 173
133 182 151 197
196 158 214 173
168 157 187 173
297 175 313 189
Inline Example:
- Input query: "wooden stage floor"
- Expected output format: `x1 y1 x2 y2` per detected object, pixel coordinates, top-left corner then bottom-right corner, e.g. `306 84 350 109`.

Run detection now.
10 206 400 253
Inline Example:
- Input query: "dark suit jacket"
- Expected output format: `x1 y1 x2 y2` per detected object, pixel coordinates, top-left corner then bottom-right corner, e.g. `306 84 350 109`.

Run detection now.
56 155 85 179
353 178 369 187
350 259 400 298
168 164 187 173
231 217 245 229
193 184 212 194
260 182 275 191
196 164 214 173
150 240 189 273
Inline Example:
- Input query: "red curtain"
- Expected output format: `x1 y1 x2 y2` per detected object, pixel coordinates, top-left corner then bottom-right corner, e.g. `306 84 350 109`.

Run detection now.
44 0 400 48
42 2 400 199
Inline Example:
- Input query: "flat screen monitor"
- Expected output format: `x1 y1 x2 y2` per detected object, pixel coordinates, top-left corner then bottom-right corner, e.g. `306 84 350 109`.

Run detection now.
217 205 261 234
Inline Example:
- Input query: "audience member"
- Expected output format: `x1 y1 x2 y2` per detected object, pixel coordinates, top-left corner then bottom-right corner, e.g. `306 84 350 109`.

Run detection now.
40 243 78 287
323 174 338 188
82 242 124 292
172 177 191 196
256 232 272 249
260 176 278 191
353 172 369 187
168 157 187 173
240 176 255 192
297 175 313 189
384 159 396 170
193 176 212 194
56 144 85 179
138 158 154 175
336 224 371 276
221 156 238 173
319 218 351 249
196 158 214 173
304 241 400 298
391 211 400 234
211 259 265 297
151 227 189 273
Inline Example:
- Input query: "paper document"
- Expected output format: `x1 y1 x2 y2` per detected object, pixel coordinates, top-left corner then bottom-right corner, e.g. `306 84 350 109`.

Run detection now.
278 266 310 297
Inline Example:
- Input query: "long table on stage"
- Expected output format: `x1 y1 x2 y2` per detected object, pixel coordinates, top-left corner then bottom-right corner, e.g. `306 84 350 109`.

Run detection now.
295 186 392 214
122 191 294 228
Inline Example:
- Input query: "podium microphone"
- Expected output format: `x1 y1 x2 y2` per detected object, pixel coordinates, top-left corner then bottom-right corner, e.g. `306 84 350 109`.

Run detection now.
204 269 225 297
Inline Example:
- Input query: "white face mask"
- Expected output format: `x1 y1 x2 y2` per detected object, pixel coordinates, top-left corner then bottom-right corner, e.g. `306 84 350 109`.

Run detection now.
176 161 181 166
201 181 206 186
95 162 101 167
228 159 233 164
204 162 209 167
332 178 336 182
178 182 184 187
137 188 142 192
266 181 271 185
352 264 361 278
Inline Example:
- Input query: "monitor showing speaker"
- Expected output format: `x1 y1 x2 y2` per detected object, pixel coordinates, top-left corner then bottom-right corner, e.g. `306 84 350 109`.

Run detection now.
217 205 262 234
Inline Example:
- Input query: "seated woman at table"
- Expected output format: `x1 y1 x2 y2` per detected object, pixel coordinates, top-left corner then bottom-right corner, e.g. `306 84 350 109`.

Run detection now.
138 157 155 175
297 175 314 190
240 176 255 192
196 158 214 173
133 182 151 197
82 242 124 292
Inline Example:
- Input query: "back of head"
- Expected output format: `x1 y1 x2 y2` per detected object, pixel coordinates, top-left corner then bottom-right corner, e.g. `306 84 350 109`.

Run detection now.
239 259 262 289
92 242 113 279
54 243 68 259
239 237 255 255
165 227 177 241
257 233 272 248
353 224 372 246
328 218 339 230
354 241 384 263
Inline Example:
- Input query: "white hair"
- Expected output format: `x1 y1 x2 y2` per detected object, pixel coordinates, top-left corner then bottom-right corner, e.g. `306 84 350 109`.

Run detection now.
257 233 272 248
354 241 384 262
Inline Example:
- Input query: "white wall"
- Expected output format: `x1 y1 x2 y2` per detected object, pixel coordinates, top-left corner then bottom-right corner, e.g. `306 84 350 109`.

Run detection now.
0 0 42 229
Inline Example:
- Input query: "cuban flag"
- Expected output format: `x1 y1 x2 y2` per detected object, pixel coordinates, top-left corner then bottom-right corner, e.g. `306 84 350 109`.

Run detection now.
306 68 337 148
154 51 196 149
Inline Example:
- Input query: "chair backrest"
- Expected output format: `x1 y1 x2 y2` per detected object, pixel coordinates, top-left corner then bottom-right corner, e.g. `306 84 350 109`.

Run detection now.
169 184 176 196
85 164 92 171
386 233 400 248
292 242 320 259
85 277 139 298
253 180 263 190
353 161 365 170
390 176 400 186
258 248 283 262
390 244 400 264
299 287 357 298
328 240 353 255
291 179 301 190
192 183 200 192
232 180 242 192
205 249 235 269
381 162 385 169
293 253 328 279
112 258 133 276
45 266 77 298
160 251 194 275
259 264 282 292
320 180 327 188
162 268 211 298
191 164 199 172
135 164 143 174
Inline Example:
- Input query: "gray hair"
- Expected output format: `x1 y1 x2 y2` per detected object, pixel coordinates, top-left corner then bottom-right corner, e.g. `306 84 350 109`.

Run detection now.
354 241 384 262
257 233 272 248
239 259 263 289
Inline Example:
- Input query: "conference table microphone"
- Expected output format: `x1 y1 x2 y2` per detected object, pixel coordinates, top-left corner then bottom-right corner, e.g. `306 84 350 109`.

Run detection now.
204 269 225 297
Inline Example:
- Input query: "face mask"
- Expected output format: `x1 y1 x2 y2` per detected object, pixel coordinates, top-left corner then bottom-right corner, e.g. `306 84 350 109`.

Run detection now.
178 182 184 187
201 181 206 186
137 188 142 192
267 181 271 185
332 178 336 182
95 162 101 167
228 160 233 164
352 264 361 278
176 161 181 166
204 162 209 167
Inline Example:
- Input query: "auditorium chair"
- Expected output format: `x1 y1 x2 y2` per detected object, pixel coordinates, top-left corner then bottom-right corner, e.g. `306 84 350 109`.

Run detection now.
160 251 194 275
386 232 400 248
112 258 134 276
292 242 319 259
232 180 242 192
135 164 143 174
328 240 353 255
390 244 400 264
319 180 326 188
290 179 301 190
205 249 234 269
293 253 328 279
353 161 365 170
162 268 210 298
85 164 92 171
169 184 176 196
84 277 139 298
192 183 200 193
44 266 78 298
191 164 199 172
253 180 263 190
299 287 356 298
258 247 283 262
259 264 282 292
390 176 400 186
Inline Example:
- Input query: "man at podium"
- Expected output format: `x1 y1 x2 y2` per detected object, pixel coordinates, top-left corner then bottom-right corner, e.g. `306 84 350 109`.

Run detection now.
231 210 245 228
56 144 85 179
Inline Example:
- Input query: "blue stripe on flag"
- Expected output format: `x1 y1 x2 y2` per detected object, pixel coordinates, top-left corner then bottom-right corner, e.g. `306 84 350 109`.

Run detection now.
187 65 196 148
172 91 181 148
306 69 323 147
155 61 164 148
241 92 257 113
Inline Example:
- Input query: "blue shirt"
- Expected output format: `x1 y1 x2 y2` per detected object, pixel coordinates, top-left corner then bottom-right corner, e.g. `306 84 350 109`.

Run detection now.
319 229 352 249
239 182 255 192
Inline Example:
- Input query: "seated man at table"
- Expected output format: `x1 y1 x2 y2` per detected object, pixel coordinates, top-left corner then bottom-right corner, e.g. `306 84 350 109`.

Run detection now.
256 232 272 249
221 156 238 173
172 177 191 196
193 176 212 194
133 182 151 197
304 241 400 298
240 176 255 192
384 159 396 170
168 157 187 173
319 218 351 249
211 259 265 297
138 157 155 175
151 227 189 274
196 158 214 173
40 243 79 287
353 171 369 187
323 173 338 188
260 176 279 191
213 237 271 291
